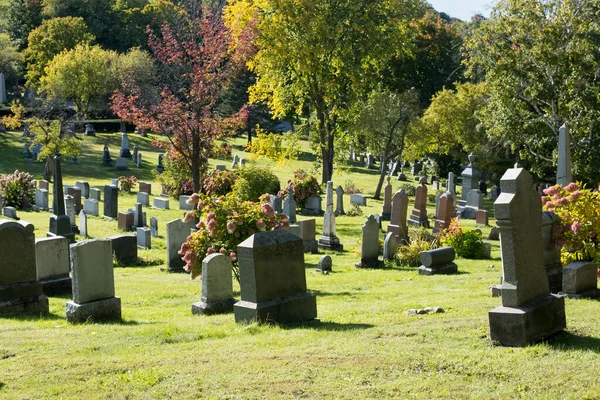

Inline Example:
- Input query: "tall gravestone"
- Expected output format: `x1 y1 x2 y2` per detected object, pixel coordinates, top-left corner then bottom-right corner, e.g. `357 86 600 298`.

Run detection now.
460 154 480 201
0 220 49 314
35 236 71 295
66 239 121 322
489 168 565 346
103 185 118 219
355 215 383 268
556 123 572 187
234 230 317 323
433 193 454 233
283 186 296 224
48 155 75 243
102 142 112 167
387 189 409 242
120 131 131 158
79 210 88 238
192 254 237 315
318 181 343 251
335 186 345 216
35 188 49 211
150 216 158 237
542 211 562 293
462 189 483 219
381 177 392 221
408 177 429 228
166 218 196 272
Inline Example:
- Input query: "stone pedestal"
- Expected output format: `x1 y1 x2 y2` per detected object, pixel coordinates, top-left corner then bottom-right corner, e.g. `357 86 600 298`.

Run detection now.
561 261 599 298
66 297 122 323
418 247 458 275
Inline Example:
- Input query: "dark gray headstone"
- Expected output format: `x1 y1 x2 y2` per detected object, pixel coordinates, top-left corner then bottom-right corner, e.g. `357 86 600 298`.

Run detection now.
103 185 118 219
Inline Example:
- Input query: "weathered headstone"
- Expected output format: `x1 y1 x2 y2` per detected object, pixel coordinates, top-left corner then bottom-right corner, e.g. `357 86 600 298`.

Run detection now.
136 153 142 168
562 261 598 298
381 177 392 221
556 123 572 187
150 216 158 237
2 206 17 219
179 195 194 211
433 193 454 233
231 154 240 169
166 219 196 272
39 180 49 191
154 197 170 210
387 189 409 242
35 188 49 211
269 194 283 214
460 154 480 202
383 232 398 260
283 186 296 224
120 131 131 158
192 254 236 315
108 234 137 265
118 212 134 231
408 177 429 228
132 145 139 163
489 168 566 346
541 211 562 293
489 185 499 201
83 198 99 216
139 182 152 195
418 247 458 275
301 196 322 216
111 178 119 187
476 209 489 226
461 189 483 219
136 227 151 249
115 158 128 171
64 195 77 230
215 164 226 171
48 155 74 242
75 181 90 198
350 194 367 206
66 186 82 213
85 123 95 136
79 210 88 238
103 185 118 219
66 239 121 322
234 230 317 323
102 142 112 167
356 215 383 268
156 154 164 173
133 203 144 228
317 255 332 273
487 226 500 241
335 186 345 216
35 236 71 295
289 218 318 253
89 188 101 201
137 191 149 207
318 181 343 251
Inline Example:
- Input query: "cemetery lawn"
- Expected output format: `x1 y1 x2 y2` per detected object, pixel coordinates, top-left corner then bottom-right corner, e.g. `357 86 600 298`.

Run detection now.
1 131 600 399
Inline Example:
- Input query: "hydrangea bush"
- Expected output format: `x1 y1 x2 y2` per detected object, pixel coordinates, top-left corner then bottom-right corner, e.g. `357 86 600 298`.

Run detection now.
179 193 289 280
202 170 238 197
542 182 600 264
279 169 321 210
0 170 36 209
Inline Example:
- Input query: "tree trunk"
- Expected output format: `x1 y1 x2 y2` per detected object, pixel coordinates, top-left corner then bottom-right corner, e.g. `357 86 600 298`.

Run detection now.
373 154 388 200
191 136 201 193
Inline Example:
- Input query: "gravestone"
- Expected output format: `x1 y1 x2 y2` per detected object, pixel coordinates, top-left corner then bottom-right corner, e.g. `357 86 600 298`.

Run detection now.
3 206 18 219
120 131 131 158
381 177 392 221
35 236 71 295
75 181 90 198
64 195 77 231
89 188 101 201
0 72 6 103
192 254 236 315
154 197 170 209
562 262 598 298
408 177 429 228
48 155 74 243
490 185 499 201
387 189 409 242
289 218 318 253
66 186 82 213
356 215 383 268
35 188 49 211
156 154 164 173
318 181 343 251
179 195 194 211
479 180 487 196
460 154 480 202
137 191 149 206
461 189 483 219
556 123 572 187
234 230 317 323
335 186 345 216
85 123 95 136
66 239 121 322
418 247 458 275
447 172 456 199
350 194 368 206
137 227 151 249
133 203 144 228
215 164 226 171
150 216 158 237
0 220 49 314
269 194 283 214
103 185 118 219
231 154 240 169
139 182 152 195
489 168 565 346
283 186 296 224
301 196 322 216
410 161 422 176
79 210 88 238
317 255 332 273
136 153 142 168
433 193 454 233
83 198 99 216
102 142 112 167
383 232 398 260
432 181 440 191
132 145 138 163
542 211 562 293
239 158 246 167
108 234 137 265
111 178 119 187
476 210 489 226
115 158 128 171
118 212 134 231
166 219 196 272
39 180 49 191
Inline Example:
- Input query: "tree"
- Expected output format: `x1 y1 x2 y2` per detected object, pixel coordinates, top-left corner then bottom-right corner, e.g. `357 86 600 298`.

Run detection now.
464 0 600 183
352 89 420 199
0 34 24 88
226 0 422 183
6 0 43 50
40 43 120 119
25 16 95 88
112 6 247 192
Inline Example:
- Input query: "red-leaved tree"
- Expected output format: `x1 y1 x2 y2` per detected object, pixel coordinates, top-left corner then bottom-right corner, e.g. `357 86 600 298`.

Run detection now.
111 6 249 192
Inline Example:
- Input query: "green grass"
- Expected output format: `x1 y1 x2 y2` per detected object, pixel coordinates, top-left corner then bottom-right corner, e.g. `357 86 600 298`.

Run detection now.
1 131 599 399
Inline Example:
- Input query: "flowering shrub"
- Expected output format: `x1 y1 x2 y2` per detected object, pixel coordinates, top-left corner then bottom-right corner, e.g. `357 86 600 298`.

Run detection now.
542 183 600 264
0 170 36 209
180 192 289 280
279 170 321 210
439 218 486 259
203 170 238 197
119 175 138 192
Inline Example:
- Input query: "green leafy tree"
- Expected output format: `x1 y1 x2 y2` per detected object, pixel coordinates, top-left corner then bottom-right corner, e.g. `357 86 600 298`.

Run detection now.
39 43 119 119
29 119 80 161
6 0 43 50
352 89 420 199
0 33 23 89
25 16 95 88
464 0 600 183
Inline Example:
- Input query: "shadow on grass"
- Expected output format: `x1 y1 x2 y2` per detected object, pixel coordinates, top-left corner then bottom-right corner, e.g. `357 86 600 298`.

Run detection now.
283 319 374 331
0 381 4 390
297 151 317 162
114 256 164 269
547 331 600 353
309 289 353 297
0 312 63 321
345 166 381 176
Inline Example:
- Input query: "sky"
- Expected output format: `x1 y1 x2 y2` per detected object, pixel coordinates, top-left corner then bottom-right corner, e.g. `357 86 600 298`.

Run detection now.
427 0 493 21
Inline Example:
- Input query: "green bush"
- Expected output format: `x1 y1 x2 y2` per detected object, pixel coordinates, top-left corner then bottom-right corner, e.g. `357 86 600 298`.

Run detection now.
440 219 486 259
203 170 238 197
398 183 416 196
394 228 439 267
231 165 281 202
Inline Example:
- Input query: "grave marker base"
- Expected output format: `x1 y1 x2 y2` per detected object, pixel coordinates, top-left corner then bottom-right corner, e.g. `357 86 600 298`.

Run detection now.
418 262 458 275
192 298 237 316
488 294 565 347
0 280 48 314
234 292 317 324
355 259 384 269
66 296 121 323
39 275 72 296
318 235 343 251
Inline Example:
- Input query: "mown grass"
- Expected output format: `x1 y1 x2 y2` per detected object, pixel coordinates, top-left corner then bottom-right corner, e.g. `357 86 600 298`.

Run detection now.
1 130 600 399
